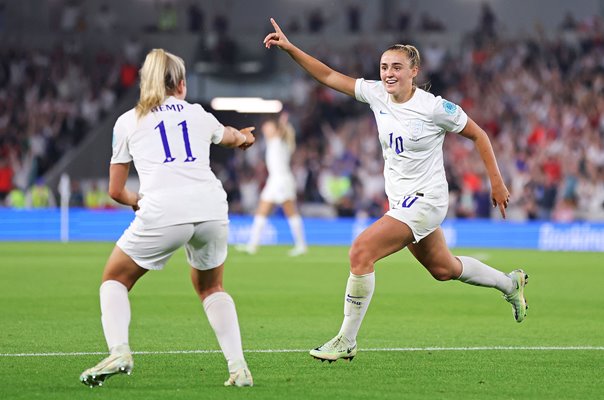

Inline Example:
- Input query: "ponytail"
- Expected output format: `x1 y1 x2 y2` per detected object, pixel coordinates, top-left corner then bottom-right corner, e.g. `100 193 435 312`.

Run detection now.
135 49 186 118
279 120 296 153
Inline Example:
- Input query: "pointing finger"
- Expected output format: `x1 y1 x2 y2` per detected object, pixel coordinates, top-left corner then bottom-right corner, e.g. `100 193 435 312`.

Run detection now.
498 202 507 219
270 17 282 33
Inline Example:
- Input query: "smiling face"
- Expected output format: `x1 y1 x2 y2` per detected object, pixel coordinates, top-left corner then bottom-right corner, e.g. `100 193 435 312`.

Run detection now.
380 47 420 102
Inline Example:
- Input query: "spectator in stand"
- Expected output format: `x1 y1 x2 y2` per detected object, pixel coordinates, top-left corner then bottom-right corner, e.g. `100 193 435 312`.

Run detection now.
477 2 497 40
85 181 108 209
27 178 55 208
346 2 361 33
157 1 178 33
60 0 83 33
0 1 5 34
69 179 85 208
535 173 558 220
206 15 238 66
419 12 446 32
396 7 412 34
119 60 139 93
123 36 143 65
187 2 204 33
6 186 26 208
307 9 325 33
94 3 117 33
0 157 12 202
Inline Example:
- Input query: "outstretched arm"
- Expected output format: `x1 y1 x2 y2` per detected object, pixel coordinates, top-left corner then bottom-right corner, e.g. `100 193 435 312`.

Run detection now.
458 118 510 218
264 18 356 97
220 126 256 150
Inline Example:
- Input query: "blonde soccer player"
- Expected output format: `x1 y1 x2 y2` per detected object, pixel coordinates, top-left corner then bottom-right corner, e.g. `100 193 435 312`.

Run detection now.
241 112 307 256
80 49 255 387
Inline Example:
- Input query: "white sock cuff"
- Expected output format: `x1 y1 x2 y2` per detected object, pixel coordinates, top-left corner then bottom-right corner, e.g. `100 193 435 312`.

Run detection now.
457 256 470 279
100 280 128 294
350 272 375 279
202 291 234 311
287 214 302 223
254 215 268 224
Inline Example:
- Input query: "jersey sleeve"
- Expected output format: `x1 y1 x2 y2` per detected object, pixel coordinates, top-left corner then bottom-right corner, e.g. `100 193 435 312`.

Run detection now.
196 104 225 144
355 78 381 104
210 121 225 144
433 96 468 133
110 114 132 164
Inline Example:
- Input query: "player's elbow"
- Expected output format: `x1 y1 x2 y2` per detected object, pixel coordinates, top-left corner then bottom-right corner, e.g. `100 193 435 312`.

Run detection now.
108 187 123 202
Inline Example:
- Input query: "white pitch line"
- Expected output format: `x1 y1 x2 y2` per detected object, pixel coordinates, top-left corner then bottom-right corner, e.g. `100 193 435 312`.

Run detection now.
1 346 603 357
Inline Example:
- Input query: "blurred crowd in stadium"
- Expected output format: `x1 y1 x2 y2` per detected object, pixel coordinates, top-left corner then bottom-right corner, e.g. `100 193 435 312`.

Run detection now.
1 2 603 222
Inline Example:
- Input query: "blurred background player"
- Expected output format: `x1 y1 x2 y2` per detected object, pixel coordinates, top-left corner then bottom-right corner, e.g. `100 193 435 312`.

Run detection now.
240 112 307 256
264 18 528 362
79 48 255 388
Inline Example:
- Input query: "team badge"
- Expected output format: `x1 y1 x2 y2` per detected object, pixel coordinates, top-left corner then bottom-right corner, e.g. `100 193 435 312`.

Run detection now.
443 100 457 115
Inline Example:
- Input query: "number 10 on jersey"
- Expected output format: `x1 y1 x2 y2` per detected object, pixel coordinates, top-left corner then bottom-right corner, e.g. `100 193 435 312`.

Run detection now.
155 120 197 163
388 132 404 154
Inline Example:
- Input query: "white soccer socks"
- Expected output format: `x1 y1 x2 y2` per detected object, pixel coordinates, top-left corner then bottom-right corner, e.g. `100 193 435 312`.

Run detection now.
100 280 131 353
246 215 267 251
287 214 307 252
338 272 375 344
457 256 514 294
202 291 247 374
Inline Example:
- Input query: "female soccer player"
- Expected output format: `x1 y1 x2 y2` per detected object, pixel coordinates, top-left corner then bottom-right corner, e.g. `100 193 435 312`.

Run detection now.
80 49 254 387
263 18 528 362
240 112 307 256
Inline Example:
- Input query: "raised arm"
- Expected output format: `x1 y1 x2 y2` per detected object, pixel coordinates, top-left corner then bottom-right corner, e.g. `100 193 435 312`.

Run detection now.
458 117 510 218
219 126 256 150
264 18 356 97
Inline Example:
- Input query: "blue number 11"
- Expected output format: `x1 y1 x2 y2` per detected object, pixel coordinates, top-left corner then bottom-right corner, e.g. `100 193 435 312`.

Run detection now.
155 120 197 163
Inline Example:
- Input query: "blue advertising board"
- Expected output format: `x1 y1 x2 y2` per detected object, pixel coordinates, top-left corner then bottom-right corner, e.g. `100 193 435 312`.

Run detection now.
1 209 604 251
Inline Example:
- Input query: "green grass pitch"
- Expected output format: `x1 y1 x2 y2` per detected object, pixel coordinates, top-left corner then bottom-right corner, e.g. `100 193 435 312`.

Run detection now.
1 242 603 399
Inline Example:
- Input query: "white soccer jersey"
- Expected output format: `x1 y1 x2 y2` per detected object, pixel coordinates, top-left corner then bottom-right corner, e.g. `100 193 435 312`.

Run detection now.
260 137 296 203
111 96 227 229
355 79 468 202
265 137 294 182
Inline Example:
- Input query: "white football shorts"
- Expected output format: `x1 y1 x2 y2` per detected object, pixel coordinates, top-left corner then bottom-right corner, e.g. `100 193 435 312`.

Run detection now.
116 218 228 271
260 176 296 204
385 192 448 243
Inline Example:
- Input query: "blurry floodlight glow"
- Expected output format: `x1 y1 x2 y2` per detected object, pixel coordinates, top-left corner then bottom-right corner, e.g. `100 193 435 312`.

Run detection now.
210 97 283 113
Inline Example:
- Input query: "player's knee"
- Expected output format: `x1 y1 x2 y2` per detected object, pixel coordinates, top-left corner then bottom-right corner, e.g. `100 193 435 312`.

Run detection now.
196 284 223 300
192 275 223 299
349 241 374 273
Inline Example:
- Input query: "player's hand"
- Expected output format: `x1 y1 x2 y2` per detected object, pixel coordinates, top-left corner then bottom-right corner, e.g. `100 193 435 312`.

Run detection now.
239 126 255 150
132 193 141 212
278 111 289 126
263 18 291 50
491 182 510 219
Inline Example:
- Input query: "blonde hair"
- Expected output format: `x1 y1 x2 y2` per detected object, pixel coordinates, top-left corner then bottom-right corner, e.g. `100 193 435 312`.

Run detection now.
135 49 186 118
263 117 296 153
386 44 421 69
